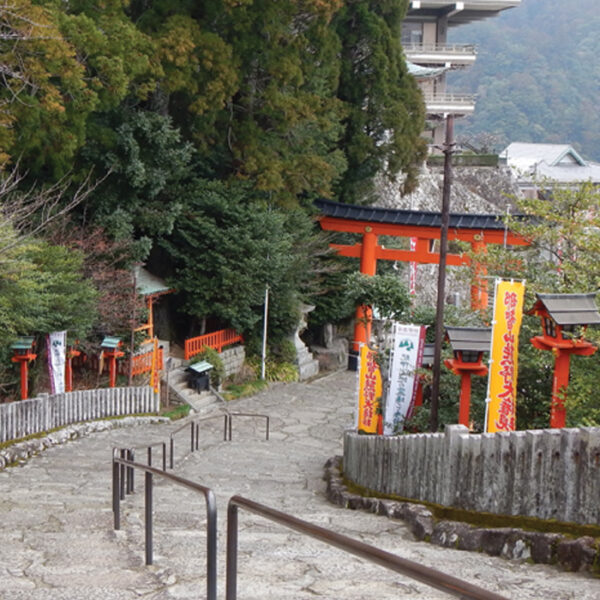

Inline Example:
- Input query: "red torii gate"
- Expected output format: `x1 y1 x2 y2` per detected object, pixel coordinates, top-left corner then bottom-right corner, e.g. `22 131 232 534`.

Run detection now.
315 199 529 363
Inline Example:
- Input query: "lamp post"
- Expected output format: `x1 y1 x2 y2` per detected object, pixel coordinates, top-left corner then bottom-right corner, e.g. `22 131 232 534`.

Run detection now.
528 292 600 428
430 114 455 431
444 327 491 427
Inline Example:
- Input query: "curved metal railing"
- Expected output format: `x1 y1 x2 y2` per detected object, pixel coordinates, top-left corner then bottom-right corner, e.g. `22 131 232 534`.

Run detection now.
226 495 510 600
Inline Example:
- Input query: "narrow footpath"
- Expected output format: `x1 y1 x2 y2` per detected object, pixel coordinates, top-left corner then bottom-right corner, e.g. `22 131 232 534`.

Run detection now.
0 370 598 599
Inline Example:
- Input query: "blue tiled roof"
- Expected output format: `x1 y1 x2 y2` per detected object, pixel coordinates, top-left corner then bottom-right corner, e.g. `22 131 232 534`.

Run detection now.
315 199 512 230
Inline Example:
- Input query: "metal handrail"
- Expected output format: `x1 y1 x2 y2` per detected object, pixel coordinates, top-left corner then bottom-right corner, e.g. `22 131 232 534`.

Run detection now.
227 412 270 441
226 495 510 600
169 413 229 468
112 453 218 600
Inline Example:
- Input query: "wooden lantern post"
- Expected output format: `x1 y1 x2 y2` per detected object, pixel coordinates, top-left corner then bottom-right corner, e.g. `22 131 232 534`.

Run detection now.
443 327 491 427
528 293 600 429
10 337 37 400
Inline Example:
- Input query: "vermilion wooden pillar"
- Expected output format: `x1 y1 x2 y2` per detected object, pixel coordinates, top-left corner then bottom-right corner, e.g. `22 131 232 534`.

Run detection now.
444 357 488 427
11 356 32 400
352 229 378 354
470 239 489 311
65 348 81 393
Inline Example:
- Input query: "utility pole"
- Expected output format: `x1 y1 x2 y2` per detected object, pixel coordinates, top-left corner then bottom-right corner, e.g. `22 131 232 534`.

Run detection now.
429 115 454 432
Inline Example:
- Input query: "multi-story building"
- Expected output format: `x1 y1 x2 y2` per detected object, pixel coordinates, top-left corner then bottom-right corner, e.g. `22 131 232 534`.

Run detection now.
402 1 521 147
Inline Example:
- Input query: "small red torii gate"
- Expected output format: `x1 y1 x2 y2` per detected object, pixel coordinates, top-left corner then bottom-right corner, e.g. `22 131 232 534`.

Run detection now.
315 199 529 360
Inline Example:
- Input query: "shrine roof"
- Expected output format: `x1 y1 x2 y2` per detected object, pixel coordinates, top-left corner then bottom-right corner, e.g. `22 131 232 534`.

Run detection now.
315 198 510 231
530 293 600 326
445 326 491 352
135 266 172 297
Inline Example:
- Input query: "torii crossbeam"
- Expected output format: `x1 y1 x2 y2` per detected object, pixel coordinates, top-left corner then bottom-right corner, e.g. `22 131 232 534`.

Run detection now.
315 199 529 363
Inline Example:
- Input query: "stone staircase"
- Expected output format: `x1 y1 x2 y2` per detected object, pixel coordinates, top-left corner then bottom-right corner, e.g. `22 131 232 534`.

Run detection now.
1 371 598 600
162 358 223 414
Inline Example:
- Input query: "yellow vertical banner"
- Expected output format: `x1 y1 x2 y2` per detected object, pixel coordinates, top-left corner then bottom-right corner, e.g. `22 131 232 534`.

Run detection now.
357 344 382 434
486 280 525 433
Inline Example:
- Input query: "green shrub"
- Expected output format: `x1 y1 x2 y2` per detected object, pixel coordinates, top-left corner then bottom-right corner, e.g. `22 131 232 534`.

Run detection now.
191 346 225 387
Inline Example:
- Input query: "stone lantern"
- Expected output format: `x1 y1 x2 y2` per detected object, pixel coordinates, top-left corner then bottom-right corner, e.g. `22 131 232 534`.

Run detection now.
528 293 600 428
10 336 37 400
444 327 491 427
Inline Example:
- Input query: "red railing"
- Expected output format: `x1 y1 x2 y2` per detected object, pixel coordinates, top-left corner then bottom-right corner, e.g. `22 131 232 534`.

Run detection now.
130 347 164 376
77 347 164 377
184 329 243 360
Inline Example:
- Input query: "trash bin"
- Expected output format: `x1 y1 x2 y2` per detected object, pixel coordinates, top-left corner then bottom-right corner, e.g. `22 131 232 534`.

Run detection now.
187 361 213 392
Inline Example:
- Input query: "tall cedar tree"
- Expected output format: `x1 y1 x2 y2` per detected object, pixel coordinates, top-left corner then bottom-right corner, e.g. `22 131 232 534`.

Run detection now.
333 0 426 203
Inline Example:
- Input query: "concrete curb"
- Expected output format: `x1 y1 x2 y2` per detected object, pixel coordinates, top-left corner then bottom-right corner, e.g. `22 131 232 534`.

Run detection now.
0 415 170 471
324 455 600 574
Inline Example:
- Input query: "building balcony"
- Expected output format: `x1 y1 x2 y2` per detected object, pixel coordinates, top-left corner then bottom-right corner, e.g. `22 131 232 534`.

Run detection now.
423 92 476 115
407 1 521 26
403 42 477 67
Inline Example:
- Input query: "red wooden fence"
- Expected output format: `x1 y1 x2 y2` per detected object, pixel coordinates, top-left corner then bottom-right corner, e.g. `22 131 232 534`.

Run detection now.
184 328 243 360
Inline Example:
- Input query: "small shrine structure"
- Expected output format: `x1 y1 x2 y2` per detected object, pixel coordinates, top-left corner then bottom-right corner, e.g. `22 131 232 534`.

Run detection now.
528 292 600 428
315 199 528 367
10 336 36 400
134 266 174 341
101 336 124 388
444 326 490 427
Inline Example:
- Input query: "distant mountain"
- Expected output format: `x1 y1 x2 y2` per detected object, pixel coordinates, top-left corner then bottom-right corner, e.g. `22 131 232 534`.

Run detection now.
447 0 600 161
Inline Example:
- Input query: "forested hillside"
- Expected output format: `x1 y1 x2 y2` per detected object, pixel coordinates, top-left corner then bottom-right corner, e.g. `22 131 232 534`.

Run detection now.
0 0 426 397
449 0 600 160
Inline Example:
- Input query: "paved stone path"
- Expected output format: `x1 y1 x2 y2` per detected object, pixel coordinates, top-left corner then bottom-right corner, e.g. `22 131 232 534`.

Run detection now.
1 370 598 599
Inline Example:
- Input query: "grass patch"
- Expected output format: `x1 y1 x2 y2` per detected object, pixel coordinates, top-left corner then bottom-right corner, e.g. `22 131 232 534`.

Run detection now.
161 403 192 420
222 379 269 401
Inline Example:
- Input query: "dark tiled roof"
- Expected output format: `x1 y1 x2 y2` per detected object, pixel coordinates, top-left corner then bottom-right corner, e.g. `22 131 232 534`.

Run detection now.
421 343 435 367
315 199 511 231
445 327 492 352
533 293 600 326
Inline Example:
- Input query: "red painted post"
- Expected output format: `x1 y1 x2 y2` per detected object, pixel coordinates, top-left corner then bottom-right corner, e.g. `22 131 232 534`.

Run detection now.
109 354 118 388
470 239 488 311
550 350 571 429
458 373 472 427
353 230 378 354
19 360 28 400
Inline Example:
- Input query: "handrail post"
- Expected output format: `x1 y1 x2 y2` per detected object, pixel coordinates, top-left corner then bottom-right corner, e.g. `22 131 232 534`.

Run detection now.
147 446 152 466
195 423 199 450
145 471 153 565
223 414 228 441
191 421 195 452
119 449 126 500
162 442 167 472
206 490 218 600
265 417 270 441
170 436 174 469
228 414 232 441
112 453 120 530
127 449 134 494
225 502 239 600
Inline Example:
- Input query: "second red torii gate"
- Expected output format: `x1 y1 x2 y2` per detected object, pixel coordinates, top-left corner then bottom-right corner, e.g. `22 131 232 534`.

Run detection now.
315 199 529 359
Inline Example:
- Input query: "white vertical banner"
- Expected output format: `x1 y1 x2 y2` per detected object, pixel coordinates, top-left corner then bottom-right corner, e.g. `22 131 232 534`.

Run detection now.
384 323 426 434
47 331 67 394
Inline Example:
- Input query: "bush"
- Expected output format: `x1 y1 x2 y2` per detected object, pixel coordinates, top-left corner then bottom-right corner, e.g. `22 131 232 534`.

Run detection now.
191 346 225 387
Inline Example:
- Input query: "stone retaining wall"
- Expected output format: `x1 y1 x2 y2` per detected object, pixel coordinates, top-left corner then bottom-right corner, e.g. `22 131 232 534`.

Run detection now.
343 425 600 526
0 386 158 444
325 456 600 573
220 345 246 377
